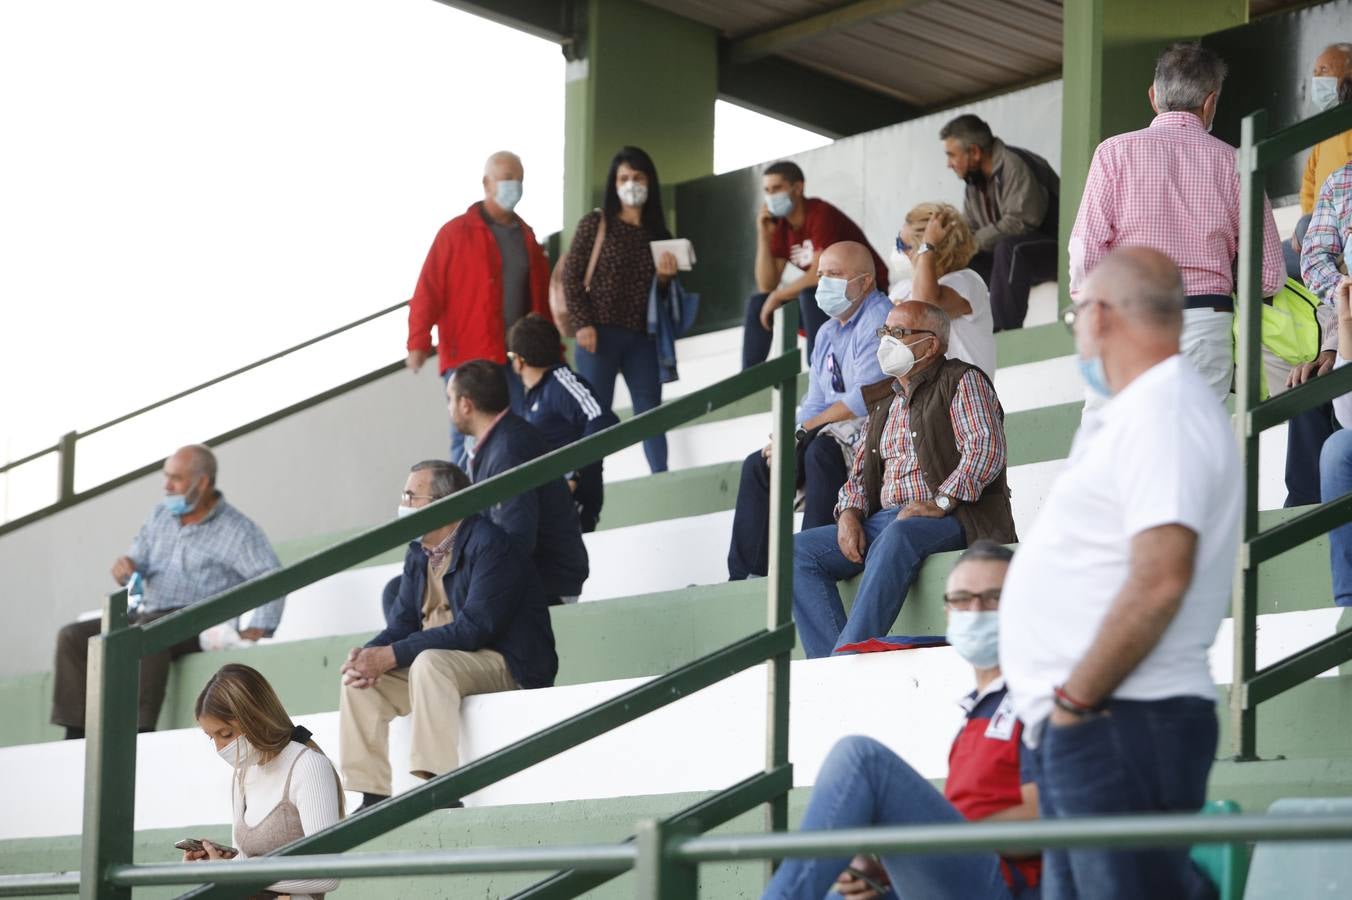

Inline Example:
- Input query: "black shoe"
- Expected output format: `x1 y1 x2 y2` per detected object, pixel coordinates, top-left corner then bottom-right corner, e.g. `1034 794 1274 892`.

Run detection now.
357 792 390 812
64 727 84 741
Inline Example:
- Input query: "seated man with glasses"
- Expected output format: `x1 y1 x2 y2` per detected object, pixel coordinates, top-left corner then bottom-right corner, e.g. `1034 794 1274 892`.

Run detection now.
793 301 1016 658
763 542 1041 899
340 460 558 811
728 241 891 581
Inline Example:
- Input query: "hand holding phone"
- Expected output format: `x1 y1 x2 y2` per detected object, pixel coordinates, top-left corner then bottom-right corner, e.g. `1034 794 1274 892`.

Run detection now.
176 838 238 861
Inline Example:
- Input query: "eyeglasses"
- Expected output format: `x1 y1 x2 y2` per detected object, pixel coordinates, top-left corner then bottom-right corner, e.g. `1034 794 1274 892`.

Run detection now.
876 325 936 341
943 589 1001 611
1061 298 1109 334
895 236 912 254
400 491 442 505
826 351 845 393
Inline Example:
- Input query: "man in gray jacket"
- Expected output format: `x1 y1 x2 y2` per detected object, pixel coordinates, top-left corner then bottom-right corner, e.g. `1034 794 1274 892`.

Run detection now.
940 114 1059 332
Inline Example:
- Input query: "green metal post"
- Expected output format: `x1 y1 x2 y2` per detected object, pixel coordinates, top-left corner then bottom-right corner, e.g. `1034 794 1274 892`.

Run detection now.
764 306 799 864
79 590 140 900
635 819 699 900
1230 110 1266 761
56 431 76 504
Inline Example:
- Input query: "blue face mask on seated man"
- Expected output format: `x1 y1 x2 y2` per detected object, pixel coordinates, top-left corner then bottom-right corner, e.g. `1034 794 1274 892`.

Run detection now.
766 191 794 218
1078 355 1111 397
162 486 201 516
815 275 860 318
1313 76 1341 113
946 610 1000 668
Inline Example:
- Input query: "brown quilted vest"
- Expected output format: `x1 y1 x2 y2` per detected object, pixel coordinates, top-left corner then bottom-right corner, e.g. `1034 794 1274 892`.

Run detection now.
858 358 1017 545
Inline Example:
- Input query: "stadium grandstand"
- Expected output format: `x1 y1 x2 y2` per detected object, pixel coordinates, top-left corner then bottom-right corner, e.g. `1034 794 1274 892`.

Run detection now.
4 0 1352 897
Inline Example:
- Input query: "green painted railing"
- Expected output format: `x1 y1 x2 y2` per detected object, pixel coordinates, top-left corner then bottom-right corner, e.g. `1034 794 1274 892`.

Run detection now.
0 300 409 537
1231 101 1352 759
0 308 802 899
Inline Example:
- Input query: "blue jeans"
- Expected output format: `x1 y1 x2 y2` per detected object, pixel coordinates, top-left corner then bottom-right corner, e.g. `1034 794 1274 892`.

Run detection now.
762 736 1026 900
1035 698 1218 900
574 324 666 473
1321 428 1352 606
443 363 525 469
793 510 966 658
1283 213 1312 281
728 436 850 580
743 288 824 370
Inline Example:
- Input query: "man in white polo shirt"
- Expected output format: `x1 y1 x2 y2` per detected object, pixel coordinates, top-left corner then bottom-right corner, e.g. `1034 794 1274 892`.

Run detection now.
999 247 1241 900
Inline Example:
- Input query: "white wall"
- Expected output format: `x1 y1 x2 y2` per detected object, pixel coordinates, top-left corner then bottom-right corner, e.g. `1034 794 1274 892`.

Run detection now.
771 80 1063 274
0 366 450 679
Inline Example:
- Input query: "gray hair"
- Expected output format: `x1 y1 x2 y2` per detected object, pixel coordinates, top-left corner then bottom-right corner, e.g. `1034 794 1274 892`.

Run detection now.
1325 43 1352 65
938 114 994 153
914 302 951 350
410 460 470 500
1153 43 1227 112
1093 247 1186 331
956 540 1013 567
181 444 217 487
484 150 522 177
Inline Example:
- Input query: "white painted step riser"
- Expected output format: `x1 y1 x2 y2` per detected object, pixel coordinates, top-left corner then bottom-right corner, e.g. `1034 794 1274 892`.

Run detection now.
3 603 1338 842
269 433 1289 643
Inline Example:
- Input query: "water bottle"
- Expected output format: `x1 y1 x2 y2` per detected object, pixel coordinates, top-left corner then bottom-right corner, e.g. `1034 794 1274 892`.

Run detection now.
127 571 144 615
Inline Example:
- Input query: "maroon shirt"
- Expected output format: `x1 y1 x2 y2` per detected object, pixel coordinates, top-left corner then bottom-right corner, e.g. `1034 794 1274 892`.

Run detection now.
769 197 888 292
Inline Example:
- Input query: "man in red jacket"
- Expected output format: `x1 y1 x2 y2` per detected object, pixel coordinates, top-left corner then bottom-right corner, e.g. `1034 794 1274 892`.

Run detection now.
406 150 553 466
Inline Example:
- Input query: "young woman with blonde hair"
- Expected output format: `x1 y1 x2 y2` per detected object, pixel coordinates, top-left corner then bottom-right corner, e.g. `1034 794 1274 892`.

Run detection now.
182 664 343 898
890 202 997 378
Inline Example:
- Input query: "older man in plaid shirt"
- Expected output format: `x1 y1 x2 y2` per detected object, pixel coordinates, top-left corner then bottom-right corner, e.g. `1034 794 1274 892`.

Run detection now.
792 301 1017 658
50 444 285 738
1070 42 1284 405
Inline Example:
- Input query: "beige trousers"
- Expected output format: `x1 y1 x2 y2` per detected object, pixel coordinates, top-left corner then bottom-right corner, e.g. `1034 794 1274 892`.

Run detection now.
338 648 517 795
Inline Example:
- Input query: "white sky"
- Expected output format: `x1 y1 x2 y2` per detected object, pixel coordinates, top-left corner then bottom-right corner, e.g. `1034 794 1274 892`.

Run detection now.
0 0 829 520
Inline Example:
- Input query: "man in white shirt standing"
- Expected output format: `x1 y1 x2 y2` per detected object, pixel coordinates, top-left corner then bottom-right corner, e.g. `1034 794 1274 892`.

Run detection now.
999 247 1241 899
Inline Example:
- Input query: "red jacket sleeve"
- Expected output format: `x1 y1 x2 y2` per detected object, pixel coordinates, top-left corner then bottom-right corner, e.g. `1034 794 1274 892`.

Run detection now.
525 226 553 323
407 223 453 353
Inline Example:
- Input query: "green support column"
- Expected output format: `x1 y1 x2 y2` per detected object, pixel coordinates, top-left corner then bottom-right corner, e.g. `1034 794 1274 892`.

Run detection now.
562 0 717 244
1058 0 1248 310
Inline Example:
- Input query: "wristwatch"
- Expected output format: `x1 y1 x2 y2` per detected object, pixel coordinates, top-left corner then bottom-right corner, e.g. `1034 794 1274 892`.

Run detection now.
934 494 953 513
916 242 935 256
795 425 808 443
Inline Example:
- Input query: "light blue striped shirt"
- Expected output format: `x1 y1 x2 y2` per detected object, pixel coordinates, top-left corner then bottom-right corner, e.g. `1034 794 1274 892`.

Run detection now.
128 493 285 635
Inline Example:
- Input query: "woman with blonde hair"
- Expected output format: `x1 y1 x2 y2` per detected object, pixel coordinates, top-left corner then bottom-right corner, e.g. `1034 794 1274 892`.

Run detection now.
890 202 997 378
182 663 343 898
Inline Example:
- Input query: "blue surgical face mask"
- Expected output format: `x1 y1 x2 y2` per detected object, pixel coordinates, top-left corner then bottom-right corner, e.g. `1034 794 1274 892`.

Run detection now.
1342 236 1352 273
1078 355 1111 397
162 485 200 517
494 179 523 212
1313 76 1341 112
766 191 794 218
946 610 1000 668
815 275 860 318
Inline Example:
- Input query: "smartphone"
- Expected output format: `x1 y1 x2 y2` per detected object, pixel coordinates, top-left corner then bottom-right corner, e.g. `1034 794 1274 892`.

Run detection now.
845 865 889 894
174 838 238 856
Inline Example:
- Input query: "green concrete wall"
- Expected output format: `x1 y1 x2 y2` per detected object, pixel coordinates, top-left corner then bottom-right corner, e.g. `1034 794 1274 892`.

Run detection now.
562 0 717 245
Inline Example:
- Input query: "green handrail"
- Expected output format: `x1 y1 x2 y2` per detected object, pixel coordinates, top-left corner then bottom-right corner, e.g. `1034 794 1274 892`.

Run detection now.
1232 100 1352 759
0 300 408 535
59 306 802 899
10 810 1350 896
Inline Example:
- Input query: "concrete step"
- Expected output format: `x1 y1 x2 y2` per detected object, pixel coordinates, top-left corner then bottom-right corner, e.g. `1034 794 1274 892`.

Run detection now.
3 643 1348 843
2 504 1342 750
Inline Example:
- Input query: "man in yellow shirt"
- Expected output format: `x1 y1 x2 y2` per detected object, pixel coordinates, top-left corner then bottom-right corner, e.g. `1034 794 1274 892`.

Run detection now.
1288 43 1352 279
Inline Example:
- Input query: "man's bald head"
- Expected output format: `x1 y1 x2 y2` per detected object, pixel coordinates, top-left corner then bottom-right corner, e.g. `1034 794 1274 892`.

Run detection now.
818 241 876 285
886 300 951 352
172 444 218 486
484 150 523 179
1083 247 1185 336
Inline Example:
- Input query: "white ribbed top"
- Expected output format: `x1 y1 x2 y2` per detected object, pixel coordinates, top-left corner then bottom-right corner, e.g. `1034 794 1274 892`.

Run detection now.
232 741 343 896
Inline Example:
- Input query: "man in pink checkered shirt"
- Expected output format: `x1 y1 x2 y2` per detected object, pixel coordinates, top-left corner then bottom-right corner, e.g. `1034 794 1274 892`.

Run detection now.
1069 42 1284 404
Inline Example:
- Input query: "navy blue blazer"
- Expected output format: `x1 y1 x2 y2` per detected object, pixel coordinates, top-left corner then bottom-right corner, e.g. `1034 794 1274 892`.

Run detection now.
469 412 590 598
367 514 558 689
